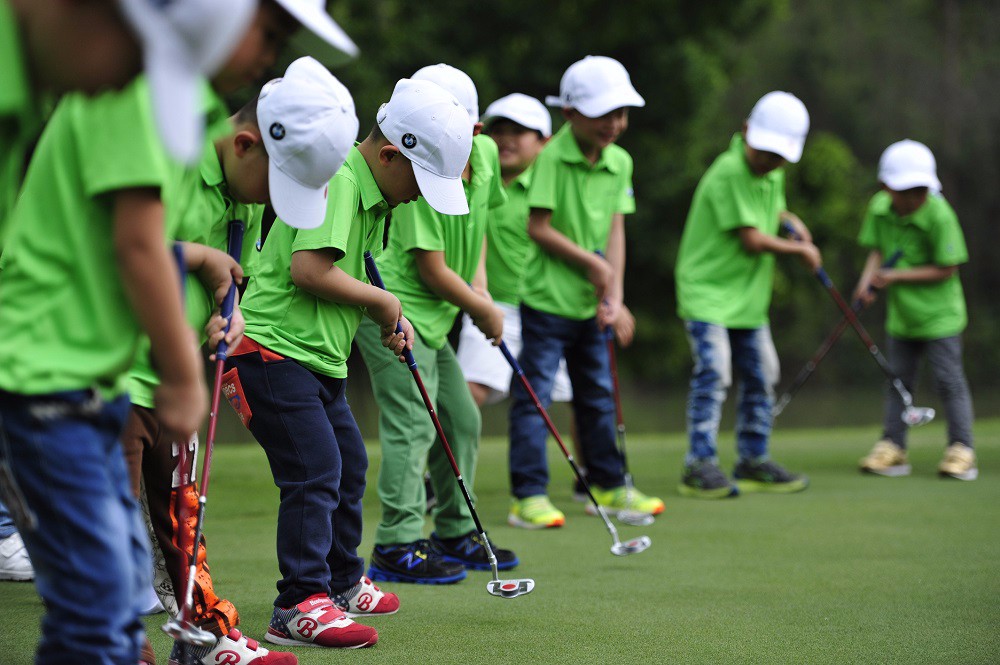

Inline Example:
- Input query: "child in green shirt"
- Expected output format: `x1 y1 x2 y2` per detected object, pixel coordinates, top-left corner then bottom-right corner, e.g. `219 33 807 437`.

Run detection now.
855 140 976 481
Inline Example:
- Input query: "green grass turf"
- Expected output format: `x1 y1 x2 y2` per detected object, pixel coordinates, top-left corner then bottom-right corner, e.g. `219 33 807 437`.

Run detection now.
1 420 999 664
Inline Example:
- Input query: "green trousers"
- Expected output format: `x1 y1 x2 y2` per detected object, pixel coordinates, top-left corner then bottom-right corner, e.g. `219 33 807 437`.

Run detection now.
355 317 481 545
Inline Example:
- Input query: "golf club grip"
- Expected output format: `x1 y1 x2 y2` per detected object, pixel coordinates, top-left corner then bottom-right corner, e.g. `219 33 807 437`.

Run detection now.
214 220 245 362
363 251 418 370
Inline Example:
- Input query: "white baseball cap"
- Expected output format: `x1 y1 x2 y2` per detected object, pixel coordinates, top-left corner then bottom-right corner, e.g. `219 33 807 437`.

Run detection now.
118 0 257 165
412 64 479 127
482 93 552 138
745 91 810 164
878 140 942 193
545 55 645 118
377 78 473 216
258 57 359 230
275 0 359 66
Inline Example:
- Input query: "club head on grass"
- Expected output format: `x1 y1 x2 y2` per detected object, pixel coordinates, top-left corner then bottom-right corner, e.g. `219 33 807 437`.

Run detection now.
162 618 216 648
902 406 935 427
611 535 652 556
487 578 535 598
585 503 655 526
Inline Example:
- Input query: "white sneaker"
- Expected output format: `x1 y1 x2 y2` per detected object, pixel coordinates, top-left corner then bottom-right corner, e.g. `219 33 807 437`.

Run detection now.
332 575 400 618
266 593 377 649
169 628 297 664
0 532 34 581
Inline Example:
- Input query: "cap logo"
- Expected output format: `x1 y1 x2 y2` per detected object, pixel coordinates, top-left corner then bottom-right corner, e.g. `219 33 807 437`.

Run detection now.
270 123 286 140
402 133 418 149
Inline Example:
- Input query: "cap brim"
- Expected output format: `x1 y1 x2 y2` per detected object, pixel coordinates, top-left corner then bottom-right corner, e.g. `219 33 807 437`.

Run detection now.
575 87 646 118
745 125 805 163
145 43 202 165
281 2 359 66
413 163 469 216
881 172 942 192
269 160 329 229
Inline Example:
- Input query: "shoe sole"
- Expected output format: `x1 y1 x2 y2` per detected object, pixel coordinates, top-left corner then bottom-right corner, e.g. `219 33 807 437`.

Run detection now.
345 608 399 618
366 564 466 585
265 631 378 649
861 464 912 477
939 468 978 481
0 573 34 582
677 483 739 499
507 514 564 530
735 478 809 494
439 554 520 571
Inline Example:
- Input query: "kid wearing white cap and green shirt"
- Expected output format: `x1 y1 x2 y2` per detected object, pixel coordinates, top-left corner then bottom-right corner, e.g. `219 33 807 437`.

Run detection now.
222 76 473 645
355 64 520 583
507 56 663 529
675 91 822 499
855 140 976 481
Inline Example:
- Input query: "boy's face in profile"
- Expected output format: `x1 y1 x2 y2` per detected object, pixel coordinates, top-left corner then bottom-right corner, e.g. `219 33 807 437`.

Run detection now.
376 145 421 208
743 143 787 177
565 107 629 151
212 2 299 94
487 119 546 177
885 185 929 217
224 129 270 205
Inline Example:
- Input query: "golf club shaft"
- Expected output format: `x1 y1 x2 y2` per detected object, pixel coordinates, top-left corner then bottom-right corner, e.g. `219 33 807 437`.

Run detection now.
773 249 903 416
603 328 631 475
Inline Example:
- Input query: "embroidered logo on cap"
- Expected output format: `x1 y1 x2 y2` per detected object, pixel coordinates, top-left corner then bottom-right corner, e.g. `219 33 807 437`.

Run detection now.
402 133 417 149
270 123 286 140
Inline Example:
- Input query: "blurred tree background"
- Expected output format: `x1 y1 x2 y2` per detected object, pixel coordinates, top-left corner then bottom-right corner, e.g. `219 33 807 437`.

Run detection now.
244 0 999 434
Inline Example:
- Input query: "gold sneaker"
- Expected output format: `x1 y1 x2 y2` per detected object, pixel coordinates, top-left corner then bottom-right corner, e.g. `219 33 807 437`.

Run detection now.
859 440 911 477
938 443 978 481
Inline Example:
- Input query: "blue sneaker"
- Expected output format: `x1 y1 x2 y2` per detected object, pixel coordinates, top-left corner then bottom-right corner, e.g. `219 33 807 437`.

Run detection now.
430 531 519 571
367 540 466 584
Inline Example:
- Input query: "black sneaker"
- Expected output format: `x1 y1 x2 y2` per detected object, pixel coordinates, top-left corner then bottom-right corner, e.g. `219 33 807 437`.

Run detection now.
430 531 519 571
733 458 809 494
678 459 739 499
367 540 466 584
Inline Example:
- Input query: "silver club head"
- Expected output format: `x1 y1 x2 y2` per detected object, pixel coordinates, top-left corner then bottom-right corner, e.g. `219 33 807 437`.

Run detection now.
162 618 216 647
611 535 652 557
487 579 535 599
902 406 935 427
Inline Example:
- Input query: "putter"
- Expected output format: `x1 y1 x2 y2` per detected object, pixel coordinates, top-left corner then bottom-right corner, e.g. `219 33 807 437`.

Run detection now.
498 342 650 557
783 224 935 426
163 221 245 658
597 326 655 526
364 252 534 598
773 249 903 417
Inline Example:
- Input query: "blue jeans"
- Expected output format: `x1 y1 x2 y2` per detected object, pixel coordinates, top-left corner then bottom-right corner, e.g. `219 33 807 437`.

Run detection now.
0 499 16 539
684 321 780 464
509 305 623 498
225 349 367 608
0 389 149 665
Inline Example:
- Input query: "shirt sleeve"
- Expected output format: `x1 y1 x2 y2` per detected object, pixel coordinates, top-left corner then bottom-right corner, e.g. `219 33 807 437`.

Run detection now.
390 197 446 253
929 198 968 266
710 174 762 233
857 200 880 250
526 148 559 212
291 173 358 259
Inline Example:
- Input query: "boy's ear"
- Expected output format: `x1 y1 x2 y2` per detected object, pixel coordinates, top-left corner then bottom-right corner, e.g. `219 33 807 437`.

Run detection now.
741 120 749 138
378 144 400 166
472 121 484 137
233 130 262 158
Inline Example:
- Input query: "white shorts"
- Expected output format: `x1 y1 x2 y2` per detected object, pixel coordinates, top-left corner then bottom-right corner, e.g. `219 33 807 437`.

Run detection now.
456 301 573 406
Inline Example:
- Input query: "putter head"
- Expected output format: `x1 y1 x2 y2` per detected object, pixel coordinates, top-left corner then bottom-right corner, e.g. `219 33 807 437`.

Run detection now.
902 406 935 427
487 578 535 598
584 503 655 526
162 618 216 648
611 535 651 557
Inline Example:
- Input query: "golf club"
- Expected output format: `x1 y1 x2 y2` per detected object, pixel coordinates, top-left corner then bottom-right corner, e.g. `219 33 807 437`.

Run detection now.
163 220 244 658
772 249 903 417
498 342 651 557
783 223 935 426
364 251 535 598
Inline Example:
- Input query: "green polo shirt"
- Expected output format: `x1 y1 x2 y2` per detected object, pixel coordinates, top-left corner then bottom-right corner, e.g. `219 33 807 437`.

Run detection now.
128 138 265 408
675 134 786 328
520 124 636 320
241 147 389 378
379 134 506 349
0 0 43 249
0 79 174 397
858 191 967 340
484 166 533 306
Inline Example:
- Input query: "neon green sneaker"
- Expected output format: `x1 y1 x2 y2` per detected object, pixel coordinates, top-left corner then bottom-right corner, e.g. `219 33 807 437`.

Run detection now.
589 485 665 516
508 495 565 529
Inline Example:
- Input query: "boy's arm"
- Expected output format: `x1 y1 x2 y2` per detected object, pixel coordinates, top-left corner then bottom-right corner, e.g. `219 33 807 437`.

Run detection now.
528 207 614 300
113 189 207 438
413 249 503 344
471 237 489 294
853 250 884 305
178 241 245 356
738 226 822 271
290 248 414 360
598 213 627 328
872 264 958 288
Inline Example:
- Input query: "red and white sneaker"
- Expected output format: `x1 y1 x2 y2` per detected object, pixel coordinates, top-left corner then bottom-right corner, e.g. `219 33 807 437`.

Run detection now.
332 575 400 618
265 594 377 649
168 629 297 665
